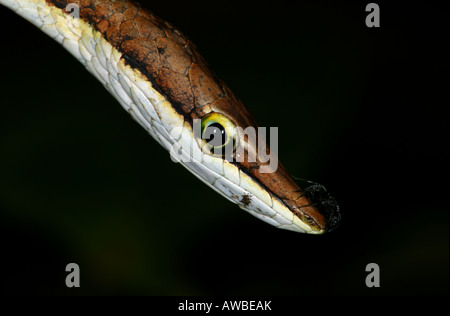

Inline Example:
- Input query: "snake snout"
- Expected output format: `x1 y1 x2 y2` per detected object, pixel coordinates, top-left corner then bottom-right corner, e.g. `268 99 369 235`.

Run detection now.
303 185 341 232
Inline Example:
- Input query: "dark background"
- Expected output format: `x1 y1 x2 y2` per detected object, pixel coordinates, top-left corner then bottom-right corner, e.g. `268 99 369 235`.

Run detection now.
0 0 448 295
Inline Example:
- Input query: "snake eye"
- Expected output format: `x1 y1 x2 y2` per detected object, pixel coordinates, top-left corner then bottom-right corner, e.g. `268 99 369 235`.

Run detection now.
200 113 238 157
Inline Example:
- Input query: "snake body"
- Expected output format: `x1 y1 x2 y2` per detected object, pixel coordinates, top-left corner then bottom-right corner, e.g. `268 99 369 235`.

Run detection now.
0 0 340 234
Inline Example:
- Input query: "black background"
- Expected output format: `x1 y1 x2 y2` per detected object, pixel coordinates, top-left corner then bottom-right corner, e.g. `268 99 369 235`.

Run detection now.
0 0 448 295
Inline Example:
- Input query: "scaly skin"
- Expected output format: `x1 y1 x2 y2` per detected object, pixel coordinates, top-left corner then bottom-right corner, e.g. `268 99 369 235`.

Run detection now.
0 0 341 233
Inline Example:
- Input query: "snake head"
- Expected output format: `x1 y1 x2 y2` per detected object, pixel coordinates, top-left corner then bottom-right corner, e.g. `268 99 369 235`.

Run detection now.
192 99 340 234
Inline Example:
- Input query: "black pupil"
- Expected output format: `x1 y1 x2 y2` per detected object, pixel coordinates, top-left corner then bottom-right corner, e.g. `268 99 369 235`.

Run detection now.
204 123 227 147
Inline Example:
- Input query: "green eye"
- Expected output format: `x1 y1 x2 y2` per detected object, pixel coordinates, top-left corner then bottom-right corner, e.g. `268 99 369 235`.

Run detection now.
200 113 238 156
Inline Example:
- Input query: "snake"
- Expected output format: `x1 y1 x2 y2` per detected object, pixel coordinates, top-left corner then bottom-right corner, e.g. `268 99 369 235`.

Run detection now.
0 0 340 234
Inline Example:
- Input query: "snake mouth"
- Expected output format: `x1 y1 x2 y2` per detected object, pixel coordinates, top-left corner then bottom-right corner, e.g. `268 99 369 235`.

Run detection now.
229 149 341 233
231 162 340 234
